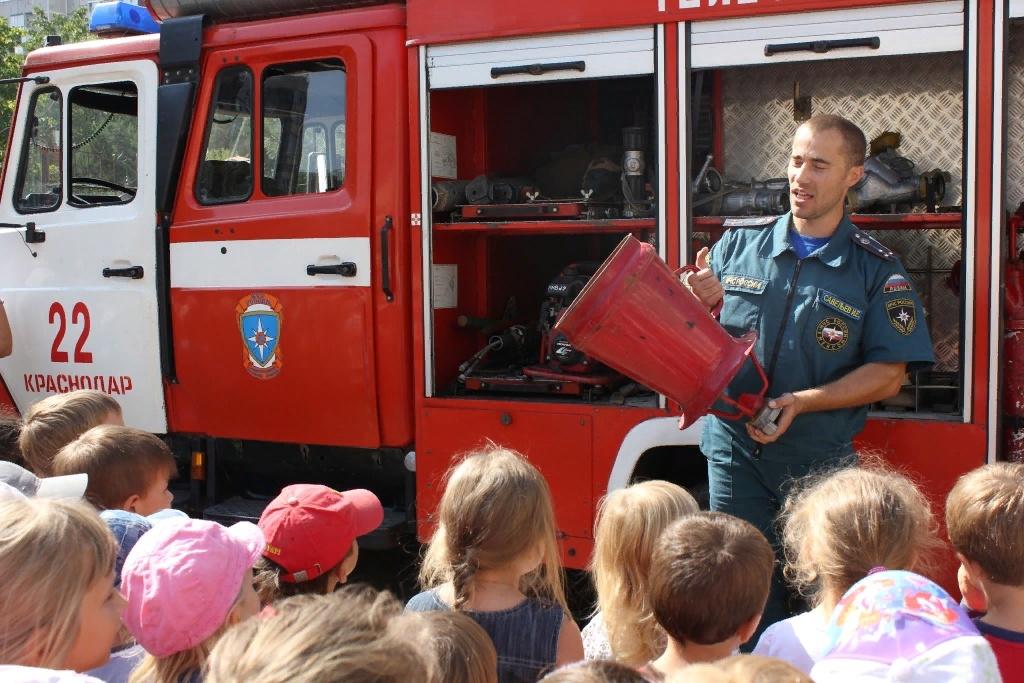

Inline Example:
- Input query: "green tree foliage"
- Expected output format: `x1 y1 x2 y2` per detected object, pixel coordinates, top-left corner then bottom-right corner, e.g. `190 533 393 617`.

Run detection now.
0 8 93 161
23 7 93 53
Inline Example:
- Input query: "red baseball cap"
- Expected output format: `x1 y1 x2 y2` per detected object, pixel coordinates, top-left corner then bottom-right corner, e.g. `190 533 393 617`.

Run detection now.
258 484 383 583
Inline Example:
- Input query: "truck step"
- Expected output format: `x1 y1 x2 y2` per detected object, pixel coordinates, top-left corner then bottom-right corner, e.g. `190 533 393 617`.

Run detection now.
202 496 410 551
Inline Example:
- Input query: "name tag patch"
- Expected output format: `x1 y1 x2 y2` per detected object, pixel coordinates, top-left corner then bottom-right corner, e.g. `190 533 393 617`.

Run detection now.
818 290 863 320
816 316 849 352
886 299 917 335
883 274 913 294
722 274 767 294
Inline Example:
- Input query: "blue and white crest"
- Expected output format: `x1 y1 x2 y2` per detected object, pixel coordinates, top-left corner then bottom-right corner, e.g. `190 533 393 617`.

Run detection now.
236 293 283 379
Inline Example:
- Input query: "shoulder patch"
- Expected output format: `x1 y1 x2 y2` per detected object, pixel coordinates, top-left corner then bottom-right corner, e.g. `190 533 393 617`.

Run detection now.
851 230 896 261
723 216 777 228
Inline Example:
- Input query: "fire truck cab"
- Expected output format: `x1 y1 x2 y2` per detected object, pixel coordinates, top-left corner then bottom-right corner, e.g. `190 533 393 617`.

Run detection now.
0 0 1014 574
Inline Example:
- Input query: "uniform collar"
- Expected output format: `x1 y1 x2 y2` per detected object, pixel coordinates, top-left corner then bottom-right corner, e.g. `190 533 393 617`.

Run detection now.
769 212 855 268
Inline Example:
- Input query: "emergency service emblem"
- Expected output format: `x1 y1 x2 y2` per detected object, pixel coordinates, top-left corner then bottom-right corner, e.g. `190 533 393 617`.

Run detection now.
886 298 917 336
816 317 849 352
236 293 283 379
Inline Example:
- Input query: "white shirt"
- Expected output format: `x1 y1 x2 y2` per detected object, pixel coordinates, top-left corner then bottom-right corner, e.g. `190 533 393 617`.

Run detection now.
0 666 103 683
753 607 831 674
582 611 613 661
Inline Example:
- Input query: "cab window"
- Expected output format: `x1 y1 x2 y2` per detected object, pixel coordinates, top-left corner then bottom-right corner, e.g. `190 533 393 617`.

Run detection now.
197 66 253 205
261 59 346 197
14 87 62 213
67 81 138 208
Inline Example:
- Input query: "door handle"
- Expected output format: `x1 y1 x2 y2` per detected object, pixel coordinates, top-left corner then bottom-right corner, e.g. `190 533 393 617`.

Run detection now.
491 60 586 79
380 215 394 302
764 37 880 57
102 266 144 279
307 262 357 277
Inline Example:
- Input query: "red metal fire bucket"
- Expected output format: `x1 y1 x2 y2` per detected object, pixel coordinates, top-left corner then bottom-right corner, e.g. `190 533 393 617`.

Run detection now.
555 235 768 429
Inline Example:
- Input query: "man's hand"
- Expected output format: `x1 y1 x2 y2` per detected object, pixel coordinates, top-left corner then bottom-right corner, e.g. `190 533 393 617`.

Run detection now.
747 393 802 444
685 247 724 310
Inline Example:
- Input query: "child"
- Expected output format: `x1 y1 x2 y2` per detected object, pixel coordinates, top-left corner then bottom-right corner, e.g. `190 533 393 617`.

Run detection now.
540 661 648 683
0 410 22 465
716 655 811 682
406 445 584 682
19 390 122 476
254 484 383 605
52 425 176 515
420 611 498 683
946 462 1024 682
0 460 88 499
584 481 699 665
645 512 774 679
753 466 938 673
121 518 263 683
809 570 1000 681
88 509 188 683
204 587 436 683
0 497 125 678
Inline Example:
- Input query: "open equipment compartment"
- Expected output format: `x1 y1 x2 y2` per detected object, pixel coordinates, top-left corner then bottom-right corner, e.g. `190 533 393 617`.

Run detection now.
422 27 662 405
683 1 966 418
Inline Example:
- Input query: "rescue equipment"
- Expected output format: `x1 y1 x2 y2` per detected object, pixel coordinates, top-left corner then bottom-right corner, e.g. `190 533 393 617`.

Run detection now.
846 132 949 213
554 235 771 429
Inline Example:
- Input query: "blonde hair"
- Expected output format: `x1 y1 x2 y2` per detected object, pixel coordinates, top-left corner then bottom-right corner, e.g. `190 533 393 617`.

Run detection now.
419 444 567 611
591 481 698 666
946 462 1024 586
53 425 176 510
204 586 435 683
540 661 647 683
782 465 939 609
420 611 497 683
717 655 813 683
253 545 353 606
19 390 121 476
0 497 115 668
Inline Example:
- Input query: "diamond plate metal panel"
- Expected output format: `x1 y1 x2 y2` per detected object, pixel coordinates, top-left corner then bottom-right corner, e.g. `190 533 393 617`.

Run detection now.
718 53 964 375
722 52 964 206
1008 25 1024 209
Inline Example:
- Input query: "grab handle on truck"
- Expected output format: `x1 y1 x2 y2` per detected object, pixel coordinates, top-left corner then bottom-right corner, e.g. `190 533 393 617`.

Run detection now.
102 266 145 279
380 215 394 303
490 61 586 79
764 37 880 57
307 263 357 277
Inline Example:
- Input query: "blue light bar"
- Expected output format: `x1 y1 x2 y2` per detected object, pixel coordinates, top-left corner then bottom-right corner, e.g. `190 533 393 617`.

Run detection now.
89 2 161 36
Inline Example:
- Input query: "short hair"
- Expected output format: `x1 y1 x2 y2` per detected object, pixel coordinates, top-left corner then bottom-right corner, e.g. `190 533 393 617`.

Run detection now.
946 462 1024 586
799 114 867 168
51 425 175 510
649 512 773 646
204 587 436 683
0 497 116 668
0 410 22 465
420 611 498 683
19 390 122 476
540 660 647 683
253 549 351 605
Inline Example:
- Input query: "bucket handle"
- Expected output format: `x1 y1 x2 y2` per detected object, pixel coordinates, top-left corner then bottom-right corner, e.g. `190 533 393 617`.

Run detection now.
708 352 770 421
677 264 724 317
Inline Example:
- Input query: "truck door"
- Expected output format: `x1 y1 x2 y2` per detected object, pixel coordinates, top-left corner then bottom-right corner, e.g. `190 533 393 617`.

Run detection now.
166 35 382 447
0 60 165 432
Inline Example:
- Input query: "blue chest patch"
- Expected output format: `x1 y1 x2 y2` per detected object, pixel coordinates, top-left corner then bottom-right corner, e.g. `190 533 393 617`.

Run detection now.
721 273 768 294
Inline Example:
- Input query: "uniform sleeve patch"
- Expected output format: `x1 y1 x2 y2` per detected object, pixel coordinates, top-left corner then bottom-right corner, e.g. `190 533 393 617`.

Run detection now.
818 290 863 320
723 216 777 228
886 298 918 335
883 273 913 294
721 273 768 294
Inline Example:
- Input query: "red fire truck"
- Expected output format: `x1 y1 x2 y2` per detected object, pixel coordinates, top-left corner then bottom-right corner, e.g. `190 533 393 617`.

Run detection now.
0 0 1015 576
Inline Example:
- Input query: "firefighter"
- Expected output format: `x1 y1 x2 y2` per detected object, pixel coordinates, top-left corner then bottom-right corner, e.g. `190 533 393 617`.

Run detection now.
685 114 934 632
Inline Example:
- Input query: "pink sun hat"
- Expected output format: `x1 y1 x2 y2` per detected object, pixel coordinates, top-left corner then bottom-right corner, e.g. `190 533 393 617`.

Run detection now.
120 518 264 657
